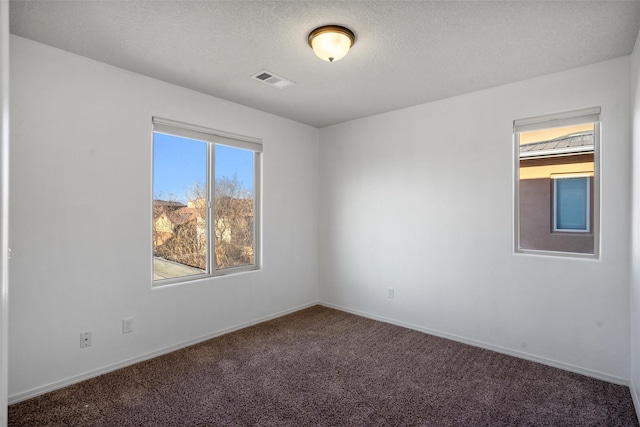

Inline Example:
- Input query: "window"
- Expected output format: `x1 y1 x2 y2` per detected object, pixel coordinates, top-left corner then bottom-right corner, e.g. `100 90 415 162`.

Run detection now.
152 118 261 284
514 107 600 256
553 175 590 232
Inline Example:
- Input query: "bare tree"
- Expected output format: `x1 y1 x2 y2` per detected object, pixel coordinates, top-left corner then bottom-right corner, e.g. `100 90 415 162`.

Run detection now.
153 175 254 271
153 185 206 270
214 175 254 269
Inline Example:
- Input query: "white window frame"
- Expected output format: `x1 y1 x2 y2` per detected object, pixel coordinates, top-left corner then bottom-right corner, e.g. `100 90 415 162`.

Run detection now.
552 174 591 233
513 107 600 258
152 117 262 285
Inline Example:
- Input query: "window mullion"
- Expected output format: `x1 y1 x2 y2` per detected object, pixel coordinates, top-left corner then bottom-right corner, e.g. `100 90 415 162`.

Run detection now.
208 143 215 274
253 151 261 269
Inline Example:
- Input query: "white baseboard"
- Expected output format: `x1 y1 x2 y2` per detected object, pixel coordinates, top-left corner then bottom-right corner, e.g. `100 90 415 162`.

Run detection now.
320 302 630 386
8 301 319 404
631 380 640 420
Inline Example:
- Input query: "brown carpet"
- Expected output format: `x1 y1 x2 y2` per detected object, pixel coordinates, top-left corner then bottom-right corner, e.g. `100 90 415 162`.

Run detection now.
8 305 639 426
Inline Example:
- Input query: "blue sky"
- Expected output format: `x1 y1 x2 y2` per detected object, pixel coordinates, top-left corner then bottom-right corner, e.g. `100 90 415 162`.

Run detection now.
153 133 254 204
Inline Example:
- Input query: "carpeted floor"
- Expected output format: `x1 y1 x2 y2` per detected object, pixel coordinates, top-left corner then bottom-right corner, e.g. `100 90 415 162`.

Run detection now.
8 305 639 426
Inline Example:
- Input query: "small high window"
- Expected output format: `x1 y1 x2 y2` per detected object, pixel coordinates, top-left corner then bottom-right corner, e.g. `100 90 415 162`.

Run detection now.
514 107 600 256
152 118 261 284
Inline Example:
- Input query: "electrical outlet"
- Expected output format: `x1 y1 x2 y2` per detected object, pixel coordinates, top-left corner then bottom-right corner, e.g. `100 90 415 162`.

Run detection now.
387 287 394 299
122 317 133 334
80 331 92 348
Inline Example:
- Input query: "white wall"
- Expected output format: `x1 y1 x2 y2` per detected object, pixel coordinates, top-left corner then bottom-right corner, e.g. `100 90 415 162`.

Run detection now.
319 57 632 382
8 36 319 401
630 27 640 411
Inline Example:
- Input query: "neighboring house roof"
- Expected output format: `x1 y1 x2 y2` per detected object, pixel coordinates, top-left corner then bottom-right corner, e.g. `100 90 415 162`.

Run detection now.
153 200 186 208
520 132 594 159
168 207 201 226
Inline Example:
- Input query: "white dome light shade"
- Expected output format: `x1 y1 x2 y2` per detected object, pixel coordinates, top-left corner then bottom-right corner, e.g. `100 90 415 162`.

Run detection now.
308 25 355 62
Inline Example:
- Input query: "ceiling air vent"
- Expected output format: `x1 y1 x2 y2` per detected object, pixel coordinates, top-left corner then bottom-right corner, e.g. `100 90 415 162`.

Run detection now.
251 70 295 89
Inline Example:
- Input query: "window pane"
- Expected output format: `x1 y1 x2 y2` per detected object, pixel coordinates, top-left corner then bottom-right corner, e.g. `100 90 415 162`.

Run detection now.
214 145 254 270
153 133 208 280
517 122 596 255
555 178 589 231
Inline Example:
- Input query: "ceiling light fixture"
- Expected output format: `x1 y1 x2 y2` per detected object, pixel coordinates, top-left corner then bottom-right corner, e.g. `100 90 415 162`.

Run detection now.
308 25 355 63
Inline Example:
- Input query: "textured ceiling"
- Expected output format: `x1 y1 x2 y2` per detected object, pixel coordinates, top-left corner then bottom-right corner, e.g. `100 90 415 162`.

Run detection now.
9 1 640 128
